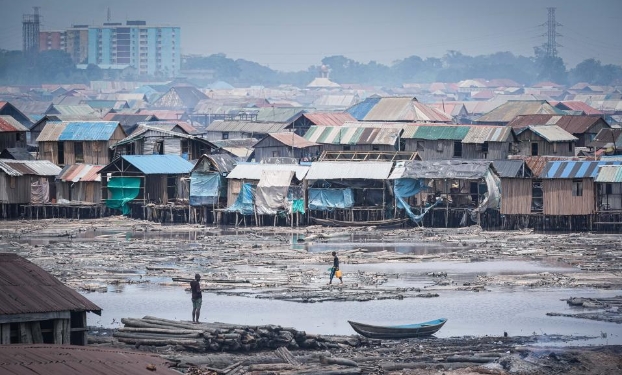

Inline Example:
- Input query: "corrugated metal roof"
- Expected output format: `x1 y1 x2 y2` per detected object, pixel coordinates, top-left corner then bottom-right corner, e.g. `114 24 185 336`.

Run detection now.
48 104 99 117
120 155 194 175
347 97 381 120
227 163 309 180
0 160 62 177
58 121 120 141
477 101 564 123
56 164 103 182
261 132 318 148
36 121 121 142
0 345 180 375
306 161 393 180
0 253 101 315
305 125 400 146
595 165 622 182
303 112 356 126
362 97 415 121
389 160 494 180
406 125 470 140
462 126 513 143
525 125 578 142
311 95 358 108
0 115 29 132
206 120 290 133
507 114 605 134
255 107 304 123
492 160 530 178
541 161 622 179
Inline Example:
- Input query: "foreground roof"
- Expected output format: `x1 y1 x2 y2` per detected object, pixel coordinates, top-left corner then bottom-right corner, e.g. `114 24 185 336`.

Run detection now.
302 112 357 126
56 164 103 182
305 125 400 146
506 114 606 134
0 253 101 316
347 97 451 122
259 132 318 148
0 115 29 132
206 120 290 134
0 345 179 375
595 165 622 182
522 125 578 142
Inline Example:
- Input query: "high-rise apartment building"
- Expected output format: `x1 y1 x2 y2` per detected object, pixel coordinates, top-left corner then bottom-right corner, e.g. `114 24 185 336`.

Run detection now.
39 31 66 52
87 21 180 77
65 25 89 64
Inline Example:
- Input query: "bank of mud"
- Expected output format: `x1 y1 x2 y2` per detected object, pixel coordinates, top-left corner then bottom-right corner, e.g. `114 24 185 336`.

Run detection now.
2 217 622 373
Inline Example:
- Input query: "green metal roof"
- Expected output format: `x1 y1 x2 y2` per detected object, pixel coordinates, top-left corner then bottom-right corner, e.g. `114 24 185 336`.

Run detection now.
407 126 469 140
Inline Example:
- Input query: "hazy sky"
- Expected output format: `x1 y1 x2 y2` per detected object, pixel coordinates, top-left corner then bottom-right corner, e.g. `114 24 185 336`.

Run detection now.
1 0 621 71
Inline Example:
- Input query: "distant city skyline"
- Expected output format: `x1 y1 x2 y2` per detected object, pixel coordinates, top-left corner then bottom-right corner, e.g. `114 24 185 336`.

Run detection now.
1 0 621 72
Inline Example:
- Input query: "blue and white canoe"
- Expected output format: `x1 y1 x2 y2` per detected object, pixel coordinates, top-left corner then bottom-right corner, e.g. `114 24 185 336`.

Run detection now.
347 318 447 339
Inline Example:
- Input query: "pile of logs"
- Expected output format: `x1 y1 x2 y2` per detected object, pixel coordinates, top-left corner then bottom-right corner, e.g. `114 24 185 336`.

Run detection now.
113 316 368 352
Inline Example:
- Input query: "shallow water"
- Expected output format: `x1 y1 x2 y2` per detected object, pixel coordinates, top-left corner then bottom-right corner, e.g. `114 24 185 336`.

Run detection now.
84 279 622 346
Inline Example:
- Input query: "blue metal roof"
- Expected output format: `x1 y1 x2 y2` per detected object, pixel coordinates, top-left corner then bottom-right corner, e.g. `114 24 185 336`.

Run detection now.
58 121 119 141
541 161 622 179
347 97 380 120
122 155 194 175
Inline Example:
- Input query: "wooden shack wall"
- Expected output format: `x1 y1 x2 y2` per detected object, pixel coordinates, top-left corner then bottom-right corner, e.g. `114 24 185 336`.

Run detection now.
0 174 32 203
403 139 457 160
0 132 27 151
144 175 167 204
227 179 242 207
56 181 102 202
516 131 574 157
597 182 622 210
543 178 595 215
462 142 509 160
39 141 59 164
500 178 532 214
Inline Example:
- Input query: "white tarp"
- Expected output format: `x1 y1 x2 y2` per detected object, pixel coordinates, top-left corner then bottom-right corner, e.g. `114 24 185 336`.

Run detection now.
255 170 295 215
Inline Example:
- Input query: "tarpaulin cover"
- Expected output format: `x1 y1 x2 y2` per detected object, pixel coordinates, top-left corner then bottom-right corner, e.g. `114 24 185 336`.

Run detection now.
190 172 221 206
308 188 354 210
468 169 501 223
30 181 49 204
288 186 305 214
225 183 256 215
256 170 294 215
393 178 434 222
105 177 141 215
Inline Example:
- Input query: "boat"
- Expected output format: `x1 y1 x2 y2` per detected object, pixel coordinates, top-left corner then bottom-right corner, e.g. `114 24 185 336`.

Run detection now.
311 217 409 228
347 318 447 339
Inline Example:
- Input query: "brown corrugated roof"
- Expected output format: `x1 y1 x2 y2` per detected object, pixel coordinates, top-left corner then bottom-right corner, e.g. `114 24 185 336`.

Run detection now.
508 155 595 177
0 253 101 315
0 345 179 375
0 115 29 132
507 114 606 134
303 112 356 126
262 132 318 148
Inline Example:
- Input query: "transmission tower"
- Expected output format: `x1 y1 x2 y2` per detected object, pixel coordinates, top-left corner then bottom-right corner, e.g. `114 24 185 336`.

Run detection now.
542 7 562 58
22 6 41 54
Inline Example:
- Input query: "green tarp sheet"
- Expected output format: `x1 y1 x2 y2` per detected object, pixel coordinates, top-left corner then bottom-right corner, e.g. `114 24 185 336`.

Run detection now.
105 177 141 215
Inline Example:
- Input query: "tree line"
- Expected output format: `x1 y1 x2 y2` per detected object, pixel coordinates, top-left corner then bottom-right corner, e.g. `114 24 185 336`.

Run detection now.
0 48 621 87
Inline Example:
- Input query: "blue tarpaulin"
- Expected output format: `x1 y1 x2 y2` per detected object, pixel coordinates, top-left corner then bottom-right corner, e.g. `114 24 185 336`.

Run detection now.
308 188 354 210
225 183 256 215
190 173 221 206
393 178 438 223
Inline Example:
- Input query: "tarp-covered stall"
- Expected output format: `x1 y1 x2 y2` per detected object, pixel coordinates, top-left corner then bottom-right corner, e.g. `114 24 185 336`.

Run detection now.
305 161 394 222
389 160 501 226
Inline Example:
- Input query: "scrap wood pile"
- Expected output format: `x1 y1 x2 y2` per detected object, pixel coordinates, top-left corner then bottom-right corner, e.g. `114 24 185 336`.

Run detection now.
114 316 368 352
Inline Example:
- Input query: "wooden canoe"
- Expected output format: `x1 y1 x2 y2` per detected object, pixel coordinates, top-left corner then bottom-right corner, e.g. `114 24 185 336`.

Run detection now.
347 318 447 339
311 217 408 228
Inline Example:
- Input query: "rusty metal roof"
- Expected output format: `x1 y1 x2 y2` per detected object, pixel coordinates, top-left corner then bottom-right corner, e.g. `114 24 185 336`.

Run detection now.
476 101 564 123
36 121 121 142
506 114 606 135
0 160 62 177
302 112 356 126
347 97 451 122
304 125 400 146
462 126 514 144
0 345 179 375
522 125 578 142
259 132 318 148
206 120 290 133
0 115 29 132
0 253 101 315
56 164 103 182
508 155 593 177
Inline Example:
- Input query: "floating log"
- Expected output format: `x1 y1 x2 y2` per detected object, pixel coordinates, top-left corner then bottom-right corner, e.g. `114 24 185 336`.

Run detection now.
319 355 358 367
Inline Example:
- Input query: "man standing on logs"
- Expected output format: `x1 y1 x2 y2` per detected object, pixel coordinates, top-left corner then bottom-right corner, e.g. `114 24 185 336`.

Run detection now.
190 273 202 323
329 251 343 285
